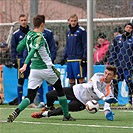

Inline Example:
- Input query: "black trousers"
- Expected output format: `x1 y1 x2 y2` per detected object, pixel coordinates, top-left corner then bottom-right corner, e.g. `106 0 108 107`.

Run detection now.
47 87 85 117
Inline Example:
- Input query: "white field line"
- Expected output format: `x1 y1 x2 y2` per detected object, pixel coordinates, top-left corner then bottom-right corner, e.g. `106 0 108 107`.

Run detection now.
12 121 133 129
1 108 133 112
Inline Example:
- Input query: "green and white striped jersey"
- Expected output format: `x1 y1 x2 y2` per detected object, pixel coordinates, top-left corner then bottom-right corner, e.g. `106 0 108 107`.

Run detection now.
17 30 53 69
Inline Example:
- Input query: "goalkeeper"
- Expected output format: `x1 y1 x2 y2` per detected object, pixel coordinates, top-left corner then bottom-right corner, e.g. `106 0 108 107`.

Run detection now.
31 65 118 121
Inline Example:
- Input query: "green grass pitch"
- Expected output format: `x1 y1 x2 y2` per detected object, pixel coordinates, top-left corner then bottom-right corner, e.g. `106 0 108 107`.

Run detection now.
0 105 133 133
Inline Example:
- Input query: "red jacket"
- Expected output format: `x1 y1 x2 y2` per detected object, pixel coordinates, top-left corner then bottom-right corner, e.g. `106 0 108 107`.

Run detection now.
93 40 110 64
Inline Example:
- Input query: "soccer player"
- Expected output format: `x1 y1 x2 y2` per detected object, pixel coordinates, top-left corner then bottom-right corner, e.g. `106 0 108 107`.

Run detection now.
7 14 75 122
31 65 118 121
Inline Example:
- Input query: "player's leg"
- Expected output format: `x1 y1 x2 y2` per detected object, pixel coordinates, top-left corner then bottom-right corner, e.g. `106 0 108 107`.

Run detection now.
72 61 87 84
7 69 43 122
17 58 25 104
17 78 24 104
46 67 75 120
37 85 45 108
31 100 83 120
7 88 38 122
67 61 75 86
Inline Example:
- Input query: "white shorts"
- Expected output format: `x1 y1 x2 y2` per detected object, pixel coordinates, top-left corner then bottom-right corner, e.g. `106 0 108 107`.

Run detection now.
28 67 60 89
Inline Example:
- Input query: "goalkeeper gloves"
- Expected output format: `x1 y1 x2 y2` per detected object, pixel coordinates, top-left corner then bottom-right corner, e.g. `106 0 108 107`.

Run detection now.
105 110 114 121
103 97 118 104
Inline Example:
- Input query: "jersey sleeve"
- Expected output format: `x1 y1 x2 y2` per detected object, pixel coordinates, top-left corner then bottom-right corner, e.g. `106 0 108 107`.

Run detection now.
16 36 27 52
24 48 36 64
91 73 105 98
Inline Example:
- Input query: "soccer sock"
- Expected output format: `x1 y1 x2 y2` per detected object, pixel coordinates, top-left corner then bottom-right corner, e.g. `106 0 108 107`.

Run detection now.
17 86 23 104
58 96 69 117
18 98 30 111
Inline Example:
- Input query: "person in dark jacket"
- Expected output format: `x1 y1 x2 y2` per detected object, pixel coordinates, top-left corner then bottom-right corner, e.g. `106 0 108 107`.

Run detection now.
109 23 133 107
60 14 87 86
11 14 31 105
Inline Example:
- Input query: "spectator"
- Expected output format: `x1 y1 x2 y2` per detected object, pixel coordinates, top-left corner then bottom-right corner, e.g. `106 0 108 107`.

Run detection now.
109 22 133 107
11 14 32 106
54 35 64 64
0 42 12 68
113 26 123 37
93 33 110 65
110 26 123 99
60 14 87 86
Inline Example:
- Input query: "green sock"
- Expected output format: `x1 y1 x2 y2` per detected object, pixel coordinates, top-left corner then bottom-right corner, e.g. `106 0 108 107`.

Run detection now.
18 98 30 111
58 96 69 117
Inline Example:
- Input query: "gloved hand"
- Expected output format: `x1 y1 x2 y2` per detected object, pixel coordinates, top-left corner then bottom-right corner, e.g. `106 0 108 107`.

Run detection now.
60 59 66 66
104 97 118 104
105 110 114 121
81 59 87 67
12 60 18 69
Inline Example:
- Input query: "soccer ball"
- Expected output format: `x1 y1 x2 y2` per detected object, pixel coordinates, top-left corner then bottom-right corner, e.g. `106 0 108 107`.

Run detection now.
86 100 99 114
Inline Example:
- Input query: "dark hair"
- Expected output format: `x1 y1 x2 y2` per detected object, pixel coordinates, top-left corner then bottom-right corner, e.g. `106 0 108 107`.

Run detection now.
97 33 106 39
124 23 133 29
113 27 123 34
106 65 117 75
33 15 45 28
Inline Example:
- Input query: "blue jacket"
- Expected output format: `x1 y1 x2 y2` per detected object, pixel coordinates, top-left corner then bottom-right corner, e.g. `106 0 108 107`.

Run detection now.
63 26 87 60
11 29 28 62
43 28 56 62
109 34 133 70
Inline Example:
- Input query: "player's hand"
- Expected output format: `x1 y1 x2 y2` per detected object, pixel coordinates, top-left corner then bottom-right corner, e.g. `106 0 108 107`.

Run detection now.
19 64 27 73
60 59 66 66
105 97 118 104
105 110 114 121
81 59 87 67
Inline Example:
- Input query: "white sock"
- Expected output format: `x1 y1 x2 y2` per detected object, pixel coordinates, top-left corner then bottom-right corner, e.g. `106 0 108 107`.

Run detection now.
40 102 44 105
42 111 48 117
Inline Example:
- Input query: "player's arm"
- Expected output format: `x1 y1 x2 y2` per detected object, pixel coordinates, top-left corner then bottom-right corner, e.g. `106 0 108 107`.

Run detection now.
16 37 27 52
48 32 56 62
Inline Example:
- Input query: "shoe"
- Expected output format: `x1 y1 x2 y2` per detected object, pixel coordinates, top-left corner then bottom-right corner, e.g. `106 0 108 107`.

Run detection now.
7 108 20 122
29 103 37 108
41 105 55 112
62 114 76 121
31 112 43 118
37 103 45 108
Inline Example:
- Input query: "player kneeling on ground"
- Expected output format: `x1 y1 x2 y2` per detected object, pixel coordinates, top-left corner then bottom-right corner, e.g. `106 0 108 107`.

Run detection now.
31 65 118 121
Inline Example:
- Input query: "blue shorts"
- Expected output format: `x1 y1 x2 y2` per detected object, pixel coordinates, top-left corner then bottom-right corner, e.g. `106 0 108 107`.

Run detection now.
18 58 30 79
66 60 87 79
